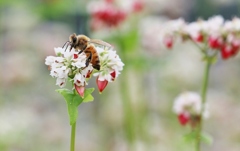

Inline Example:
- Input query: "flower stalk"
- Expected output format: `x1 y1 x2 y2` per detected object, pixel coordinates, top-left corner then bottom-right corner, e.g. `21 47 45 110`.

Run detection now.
70 122 76 151
196 55 211 151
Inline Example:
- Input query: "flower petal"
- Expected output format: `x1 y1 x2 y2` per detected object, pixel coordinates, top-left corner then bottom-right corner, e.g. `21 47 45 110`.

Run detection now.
75 84 85 98
96 77 108 93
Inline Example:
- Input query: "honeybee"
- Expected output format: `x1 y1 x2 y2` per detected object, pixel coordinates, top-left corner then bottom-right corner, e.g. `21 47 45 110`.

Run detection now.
62 33 113 70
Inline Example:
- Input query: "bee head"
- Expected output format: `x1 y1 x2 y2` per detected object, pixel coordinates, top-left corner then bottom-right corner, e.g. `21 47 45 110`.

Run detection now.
78 35 90 50
69 33 77 45
63 34 90 51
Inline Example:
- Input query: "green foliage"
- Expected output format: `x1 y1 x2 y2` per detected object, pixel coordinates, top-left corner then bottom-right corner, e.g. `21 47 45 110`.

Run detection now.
56 88 94 125
184 131 213 145
119 28 139 53
81 88 95 103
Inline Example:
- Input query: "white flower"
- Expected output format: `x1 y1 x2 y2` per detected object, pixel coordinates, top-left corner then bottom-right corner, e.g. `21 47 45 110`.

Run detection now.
173 91 210 119
45 47 88 88
71 53 87 68
54 47 64 56
231 17 240 31
93 47 124 82
56 77 66 88
206 15 224 33
46 42 124 92
74 73 86 86
223 17 240 32
45 56 55 65
173 91 202 115
168 18 186 32
185 20 207 39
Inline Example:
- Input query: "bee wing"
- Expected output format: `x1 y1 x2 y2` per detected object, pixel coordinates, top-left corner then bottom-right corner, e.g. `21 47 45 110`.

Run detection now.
89 39 113 48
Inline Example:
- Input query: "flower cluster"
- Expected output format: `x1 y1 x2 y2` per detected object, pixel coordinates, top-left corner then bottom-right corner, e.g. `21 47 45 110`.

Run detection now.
158 15 240 60
173 92 208 127
45 46 124 97
88 0 144 29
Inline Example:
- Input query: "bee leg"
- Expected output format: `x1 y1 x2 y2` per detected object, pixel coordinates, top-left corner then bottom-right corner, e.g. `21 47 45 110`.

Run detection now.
85 52 92 68
78 50 84 54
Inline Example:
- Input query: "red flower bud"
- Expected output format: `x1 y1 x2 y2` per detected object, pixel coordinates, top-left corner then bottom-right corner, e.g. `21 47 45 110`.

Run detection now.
73 54 78 59
91 5 126 28
221 45 232 60
110 71 116 81
86 70 92 78
74 84 85 98
208 36 223 49
194 33 204 43
178 113 190 126
96 77 108 93
231 40 240 56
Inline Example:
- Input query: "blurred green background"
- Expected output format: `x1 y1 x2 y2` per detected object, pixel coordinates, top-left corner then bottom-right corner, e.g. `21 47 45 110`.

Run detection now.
1 0 240 151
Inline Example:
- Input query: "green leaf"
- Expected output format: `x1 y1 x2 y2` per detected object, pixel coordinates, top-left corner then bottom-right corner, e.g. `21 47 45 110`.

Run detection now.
83 94 94 102
56 88 95 125
56 89 74 101
83 88 95 102
56 89 83 125
73 94 84 106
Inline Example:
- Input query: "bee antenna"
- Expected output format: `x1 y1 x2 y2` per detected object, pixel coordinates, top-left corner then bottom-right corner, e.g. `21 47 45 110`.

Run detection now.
62 41 70 49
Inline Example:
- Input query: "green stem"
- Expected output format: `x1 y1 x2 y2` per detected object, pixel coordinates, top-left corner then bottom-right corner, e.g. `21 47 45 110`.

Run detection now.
70 122 76 151
196 58 211 151
190 39 207 55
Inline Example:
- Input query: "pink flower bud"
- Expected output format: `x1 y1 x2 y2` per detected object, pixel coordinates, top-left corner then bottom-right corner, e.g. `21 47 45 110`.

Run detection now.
96 77 108 93
105 0 114 3
132 1 144 13
164 36 173 49
178 113 190 126
74 84 85 98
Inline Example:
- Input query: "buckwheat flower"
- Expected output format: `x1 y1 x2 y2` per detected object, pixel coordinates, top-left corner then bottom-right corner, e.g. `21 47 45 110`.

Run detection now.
140 16 166 53
93 47 124 92
173 91 202 115
169 18 186 33
206 15 224 34
45 56 56 65
45 47 88 89
88 1 127 29
71 54 88 69
185 20 207 42
74 73 86 87
159 18 186 49
46 43 124 95
231 17 240 31
56 77 67 88
173 91 208 126
223 17 240 32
